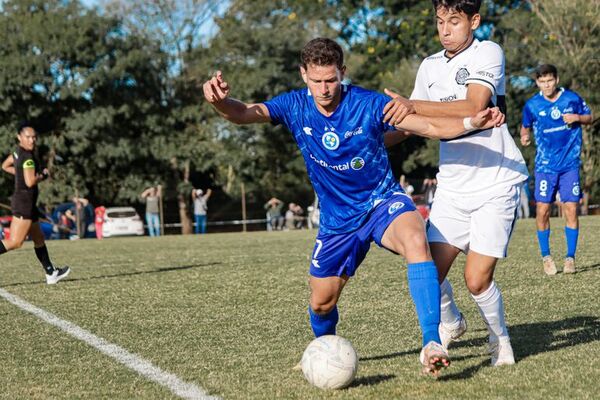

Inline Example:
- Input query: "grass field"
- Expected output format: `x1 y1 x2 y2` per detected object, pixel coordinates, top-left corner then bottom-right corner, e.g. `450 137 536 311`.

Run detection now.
1 216 599 399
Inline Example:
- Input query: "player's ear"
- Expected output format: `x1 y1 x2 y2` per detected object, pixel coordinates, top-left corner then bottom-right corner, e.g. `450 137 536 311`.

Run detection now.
300 66 308 84
339 65 346 79
555 76 560 85
470 13 481 30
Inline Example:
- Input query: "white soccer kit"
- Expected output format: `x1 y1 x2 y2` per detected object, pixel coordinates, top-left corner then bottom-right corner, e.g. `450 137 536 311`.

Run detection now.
411 39 529 257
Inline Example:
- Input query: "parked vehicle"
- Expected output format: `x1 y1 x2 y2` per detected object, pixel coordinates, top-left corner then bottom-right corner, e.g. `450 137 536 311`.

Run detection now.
102 207 145 238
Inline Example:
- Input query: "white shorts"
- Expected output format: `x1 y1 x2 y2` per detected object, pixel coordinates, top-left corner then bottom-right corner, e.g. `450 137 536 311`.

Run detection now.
427 185 520 258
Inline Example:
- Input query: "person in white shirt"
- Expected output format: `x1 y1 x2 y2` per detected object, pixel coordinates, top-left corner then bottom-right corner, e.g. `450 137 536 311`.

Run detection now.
192 188 212 234
384 0 528 367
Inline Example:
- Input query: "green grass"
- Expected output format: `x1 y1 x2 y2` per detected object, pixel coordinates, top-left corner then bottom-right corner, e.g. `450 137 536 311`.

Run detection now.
1 217 599 399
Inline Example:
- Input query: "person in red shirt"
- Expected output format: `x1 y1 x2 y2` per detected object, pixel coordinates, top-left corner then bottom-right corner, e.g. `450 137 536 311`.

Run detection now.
95 205 106 239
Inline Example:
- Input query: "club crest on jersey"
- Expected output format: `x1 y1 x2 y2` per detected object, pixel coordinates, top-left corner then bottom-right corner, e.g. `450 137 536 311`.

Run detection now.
322 128 340 150
388 201 405 215
455 68 470 85
550 108 561 120
350 157 365 170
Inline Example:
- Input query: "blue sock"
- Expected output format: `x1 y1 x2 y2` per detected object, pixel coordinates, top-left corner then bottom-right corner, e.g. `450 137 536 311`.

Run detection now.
536 229 551 257
309 306 338 337
565 227 579 258
407 261 441 346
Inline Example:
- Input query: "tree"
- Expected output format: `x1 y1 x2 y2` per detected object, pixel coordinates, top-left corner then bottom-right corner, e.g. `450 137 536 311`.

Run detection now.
187 0 339 207
0 0 171 208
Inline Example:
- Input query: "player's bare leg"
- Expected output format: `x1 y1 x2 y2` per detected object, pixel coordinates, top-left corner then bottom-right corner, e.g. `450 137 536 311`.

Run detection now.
2 216 32 251
293 275 348 370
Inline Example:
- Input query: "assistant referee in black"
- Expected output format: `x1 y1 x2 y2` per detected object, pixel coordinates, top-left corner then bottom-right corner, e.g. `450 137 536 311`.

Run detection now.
1 122 70 284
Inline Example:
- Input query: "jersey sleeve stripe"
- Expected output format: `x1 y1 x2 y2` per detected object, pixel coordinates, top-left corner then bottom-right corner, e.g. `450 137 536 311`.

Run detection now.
465 78 496 94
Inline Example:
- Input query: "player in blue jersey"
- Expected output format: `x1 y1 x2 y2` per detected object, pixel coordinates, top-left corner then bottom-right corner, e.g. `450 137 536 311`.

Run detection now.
520 64 592 275
203 38 503 376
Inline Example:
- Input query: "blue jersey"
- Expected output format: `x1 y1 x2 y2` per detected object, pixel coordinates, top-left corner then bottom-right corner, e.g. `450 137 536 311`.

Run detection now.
522 88 591 173
264 84 402 234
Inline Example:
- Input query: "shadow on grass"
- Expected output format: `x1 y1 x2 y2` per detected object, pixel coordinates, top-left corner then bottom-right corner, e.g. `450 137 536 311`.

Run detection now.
349 374 396 388
360 316 600 381
574 263 600 273
439 315 600 381
1 262 222 288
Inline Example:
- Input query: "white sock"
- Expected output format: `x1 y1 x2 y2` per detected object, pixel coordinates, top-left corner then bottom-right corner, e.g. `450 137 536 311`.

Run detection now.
471 281 509 342
440 279 462 327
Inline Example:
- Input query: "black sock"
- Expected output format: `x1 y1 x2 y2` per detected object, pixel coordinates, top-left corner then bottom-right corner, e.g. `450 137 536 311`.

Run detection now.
34 245 55 274
0 240 6 255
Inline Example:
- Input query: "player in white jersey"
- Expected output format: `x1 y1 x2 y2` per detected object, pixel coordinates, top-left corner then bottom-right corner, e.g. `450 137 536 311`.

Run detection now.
384 0 528 367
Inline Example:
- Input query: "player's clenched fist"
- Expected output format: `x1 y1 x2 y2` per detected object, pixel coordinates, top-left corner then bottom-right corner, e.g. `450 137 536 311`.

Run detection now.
472 106 505 129
203 71 230 103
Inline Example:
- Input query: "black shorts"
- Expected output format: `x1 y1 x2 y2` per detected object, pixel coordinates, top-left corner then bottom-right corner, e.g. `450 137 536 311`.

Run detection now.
11 194 39 222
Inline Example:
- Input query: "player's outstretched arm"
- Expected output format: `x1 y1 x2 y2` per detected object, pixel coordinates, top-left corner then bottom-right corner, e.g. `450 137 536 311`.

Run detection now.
394 107 505 140
203 71 271 124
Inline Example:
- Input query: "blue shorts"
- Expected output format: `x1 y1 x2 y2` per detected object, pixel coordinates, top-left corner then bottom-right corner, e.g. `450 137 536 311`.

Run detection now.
534 169 581 203
309 193 417 278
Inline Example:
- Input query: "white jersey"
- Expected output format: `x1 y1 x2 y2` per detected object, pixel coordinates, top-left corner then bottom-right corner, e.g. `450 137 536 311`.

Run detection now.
411 39 528 194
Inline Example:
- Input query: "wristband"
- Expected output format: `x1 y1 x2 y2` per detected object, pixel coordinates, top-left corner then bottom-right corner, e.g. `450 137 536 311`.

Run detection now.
463 117 474 131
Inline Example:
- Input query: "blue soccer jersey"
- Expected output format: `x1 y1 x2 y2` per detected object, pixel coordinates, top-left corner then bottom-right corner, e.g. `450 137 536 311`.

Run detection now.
522 88 591 173
264 84 402 234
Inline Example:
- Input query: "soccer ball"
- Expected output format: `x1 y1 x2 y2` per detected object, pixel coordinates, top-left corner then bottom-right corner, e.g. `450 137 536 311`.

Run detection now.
301 335 358 389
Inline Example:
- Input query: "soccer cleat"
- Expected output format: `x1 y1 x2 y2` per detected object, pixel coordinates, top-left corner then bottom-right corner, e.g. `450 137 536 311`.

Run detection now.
563 257 576 274
46 266 71 285
439 313 468 349
489 337 515 367
419 341 450 377
542 255 557 275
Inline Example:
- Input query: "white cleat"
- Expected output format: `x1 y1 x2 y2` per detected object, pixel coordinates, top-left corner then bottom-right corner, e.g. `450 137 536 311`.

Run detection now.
563 257 576 274
419 341 450 377
489 337 515 367
46 266 71 285
439 313 468 349
543 255 557 275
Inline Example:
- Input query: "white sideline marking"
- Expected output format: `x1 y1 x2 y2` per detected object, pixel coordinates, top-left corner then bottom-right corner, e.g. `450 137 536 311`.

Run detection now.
0 288 219 400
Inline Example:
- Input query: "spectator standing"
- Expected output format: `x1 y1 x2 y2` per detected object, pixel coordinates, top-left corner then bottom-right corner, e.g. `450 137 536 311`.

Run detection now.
192 188 212 234
141 185 162 237
94 205 106 239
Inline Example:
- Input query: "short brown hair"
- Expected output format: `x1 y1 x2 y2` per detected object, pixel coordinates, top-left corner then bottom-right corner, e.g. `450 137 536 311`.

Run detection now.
535 64 558 79
300 38 344 69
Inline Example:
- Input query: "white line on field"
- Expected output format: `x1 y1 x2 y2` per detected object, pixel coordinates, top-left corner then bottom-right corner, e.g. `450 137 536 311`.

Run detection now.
0 288 220 400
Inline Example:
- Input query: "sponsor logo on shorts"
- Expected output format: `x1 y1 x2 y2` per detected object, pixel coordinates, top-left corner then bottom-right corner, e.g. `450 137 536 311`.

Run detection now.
550 107 561 120
388 201 405 214
455 68 469 85
350 157 365 170
573 184 580 196
322 128 339 150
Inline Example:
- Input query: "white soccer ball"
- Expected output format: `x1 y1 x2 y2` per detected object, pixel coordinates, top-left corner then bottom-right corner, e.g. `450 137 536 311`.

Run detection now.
301 335 358 390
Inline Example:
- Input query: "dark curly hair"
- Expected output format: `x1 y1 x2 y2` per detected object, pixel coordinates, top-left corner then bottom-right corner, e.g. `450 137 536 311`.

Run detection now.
300 38 344 70
432 0 481 17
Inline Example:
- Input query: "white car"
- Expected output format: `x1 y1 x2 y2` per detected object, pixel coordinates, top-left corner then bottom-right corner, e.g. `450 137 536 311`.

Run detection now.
102 207 145 238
